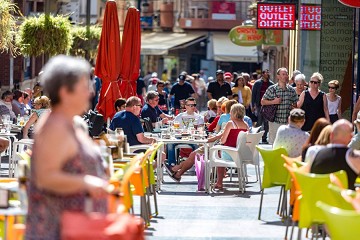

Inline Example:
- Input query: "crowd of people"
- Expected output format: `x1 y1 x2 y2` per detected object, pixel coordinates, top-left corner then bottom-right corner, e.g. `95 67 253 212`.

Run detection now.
4 54 359 238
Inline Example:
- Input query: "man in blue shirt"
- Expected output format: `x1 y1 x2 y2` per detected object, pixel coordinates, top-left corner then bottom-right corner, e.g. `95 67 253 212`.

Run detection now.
141 91 173 127
110 96 156 146
170 74 195 110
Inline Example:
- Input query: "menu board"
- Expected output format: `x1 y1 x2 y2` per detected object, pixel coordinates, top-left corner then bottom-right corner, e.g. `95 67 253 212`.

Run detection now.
300 4 321 31
257 3 296 30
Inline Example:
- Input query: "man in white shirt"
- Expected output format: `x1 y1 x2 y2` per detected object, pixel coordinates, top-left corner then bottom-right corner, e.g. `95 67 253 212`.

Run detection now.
168 97 204 166
174 97 204 128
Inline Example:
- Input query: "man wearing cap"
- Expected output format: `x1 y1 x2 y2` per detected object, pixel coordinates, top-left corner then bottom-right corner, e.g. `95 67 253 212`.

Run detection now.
252 69 274 143
349 111 360 150
273 108 309 157
170 74 195 111
207 70 232 100
224 72 234 87
147 77 159 92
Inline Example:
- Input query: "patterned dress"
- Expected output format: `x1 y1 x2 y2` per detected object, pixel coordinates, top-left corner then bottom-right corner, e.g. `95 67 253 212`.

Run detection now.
25 123 107 240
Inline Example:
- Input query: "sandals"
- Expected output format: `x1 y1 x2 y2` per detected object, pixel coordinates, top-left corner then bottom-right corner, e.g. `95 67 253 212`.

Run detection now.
164 164 175 175
169 173 181 183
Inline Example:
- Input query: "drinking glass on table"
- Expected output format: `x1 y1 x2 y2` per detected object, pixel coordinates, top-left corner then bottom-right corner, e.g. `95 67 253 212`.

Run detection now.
173 121 180 129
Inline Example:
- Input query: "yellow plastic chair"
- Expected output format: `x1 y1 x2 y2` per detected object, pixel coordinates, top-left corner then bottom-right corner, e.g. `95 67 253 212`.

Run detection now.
327 183 355 210
293 170 348 239
316 201 360 240
0 178 25 240
255 146 289 220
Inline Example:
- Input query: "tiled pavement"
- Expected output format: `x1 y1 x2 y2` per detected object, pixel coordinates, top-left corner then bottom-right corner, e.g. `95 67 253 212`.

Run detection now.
144 146 294 240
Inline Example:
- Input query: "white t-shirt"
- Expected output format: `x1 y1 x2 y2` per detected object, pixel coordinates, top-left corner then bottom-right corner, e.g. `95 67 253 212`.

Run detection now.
174 112 204 129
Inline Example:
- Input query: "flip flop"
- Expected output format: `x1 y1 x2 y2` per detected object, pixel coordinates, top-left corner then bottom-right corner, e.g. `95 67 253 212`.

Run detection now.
164 164 174 176
169 173 181 183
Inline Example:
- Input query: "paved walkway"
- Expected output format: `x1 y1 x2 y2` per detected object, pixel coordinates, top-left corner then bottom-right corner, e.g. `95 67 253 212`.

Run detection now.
144 149 292 240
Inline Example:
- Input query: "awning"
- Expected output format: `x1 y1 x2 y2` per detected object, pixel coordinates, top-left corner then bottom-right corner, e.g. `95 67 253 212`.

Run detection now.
141 32 206 55
212 32 260 63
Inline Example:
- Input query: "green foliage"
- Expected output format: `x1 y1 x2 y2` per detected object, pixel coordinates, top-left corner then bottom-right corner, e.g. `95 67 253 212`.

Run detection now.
18 14 73 56
70 25 101 60
0 0 21 56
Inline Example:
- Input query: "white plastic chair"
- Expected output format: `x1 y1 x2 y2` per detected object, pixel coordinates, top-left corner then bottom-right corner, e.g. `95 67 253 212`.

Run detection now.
208 131 247 193
129 144 151 153
9 139 34 177
241 131 264 191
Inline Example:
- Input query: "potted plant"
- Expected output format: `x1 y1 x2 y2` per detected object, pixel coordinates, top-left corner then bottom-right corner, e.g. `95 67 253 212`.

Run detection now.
70 25 101 61
17 14 73 56
0 0 21 56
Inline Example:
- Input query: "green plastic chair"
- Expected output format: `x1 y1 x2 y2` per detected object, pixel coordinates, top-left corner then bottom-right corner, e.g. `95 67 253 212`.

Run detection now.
147 142 163 217
293 170 348 238
316 201 360 240
327 183 355 210
256 146 290 220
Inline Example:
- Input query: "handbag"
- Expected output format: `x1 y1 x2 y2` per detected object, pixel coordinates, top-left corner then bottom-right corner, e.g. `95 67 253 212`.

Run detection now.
61 199 145 240
260 104 277 122
194 153 205 191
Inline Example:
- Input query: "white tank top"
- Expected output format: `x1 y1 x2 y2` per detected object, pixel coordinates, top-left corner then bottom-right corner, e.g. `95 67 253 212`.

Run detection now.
327 95 340 115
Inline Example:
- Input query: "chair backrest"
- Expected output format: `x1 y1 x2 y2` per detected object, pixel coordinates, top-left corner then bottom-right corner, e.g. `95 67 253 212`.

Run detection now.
316 201 360 240
327 183 355 210
250 126 261 134
256 146 289 189
141 117 153 132
241 131 264 164
293 170 348 229
235 131 247 152
223 131 247 167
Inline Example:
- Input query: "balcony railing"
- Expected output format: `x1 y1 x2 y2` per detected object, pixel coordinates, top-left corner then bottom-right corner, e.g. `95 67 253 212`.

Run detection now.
182 0 251 20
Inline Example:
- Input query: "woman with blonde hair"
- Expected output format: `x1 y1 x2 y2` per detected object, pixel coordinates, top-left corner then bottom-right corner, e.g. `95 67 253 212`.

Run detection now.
22 96 51 139
326 80 342 123
214 103 250 190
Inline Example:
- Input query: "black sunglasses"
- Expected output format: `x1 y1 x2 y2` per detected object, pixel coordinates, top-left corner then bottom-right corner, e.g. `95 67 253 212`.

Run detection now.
186 104 197 107
310 81 319 84
328 86 337 89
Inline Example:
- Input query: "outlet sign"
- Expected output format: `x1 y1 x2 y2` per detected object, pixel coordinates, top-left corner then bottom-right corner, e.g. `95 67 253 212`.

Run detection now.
257 3 296 30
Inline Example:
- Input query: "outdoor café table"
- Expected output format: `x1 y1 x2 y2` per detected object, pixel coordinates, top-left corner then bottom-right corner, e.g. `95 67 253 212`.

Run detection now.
155 138 211 193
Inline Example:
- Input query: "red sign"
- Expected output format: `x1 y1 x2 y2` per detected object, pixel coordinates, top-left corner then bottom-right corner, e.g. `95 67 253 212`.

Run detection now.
338 0 360 7
300 4 321 31
257 3 296 30
212 1 236 20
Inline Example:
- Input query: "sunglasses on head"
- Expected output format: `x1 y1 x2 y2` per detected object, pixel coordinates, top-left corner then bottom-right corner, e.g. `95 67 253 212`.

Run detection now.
310 81 319 84
186 104 197 107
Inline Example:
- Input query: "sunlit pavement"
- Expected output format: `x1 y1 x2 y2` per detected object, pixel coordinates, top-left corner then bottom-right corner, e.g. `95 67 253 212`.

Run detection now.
144 144 293 240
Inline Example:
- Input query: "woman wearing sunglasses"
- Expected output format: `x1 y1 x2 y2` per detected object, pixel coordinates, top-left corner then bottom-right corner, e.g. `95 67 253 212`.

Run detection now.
326 80 342 124
297 72 330 131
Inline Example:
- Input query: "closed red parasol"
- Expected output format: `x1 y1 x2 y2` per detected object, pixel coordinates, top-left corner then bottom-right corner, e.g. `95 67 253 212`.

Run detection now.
95 0 121 120
119 7 141 99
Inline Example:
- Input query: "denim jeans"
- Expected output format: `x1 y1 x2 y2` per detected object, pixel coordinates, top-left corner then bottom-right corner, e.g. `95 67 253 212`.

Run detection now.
167 143 196 165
